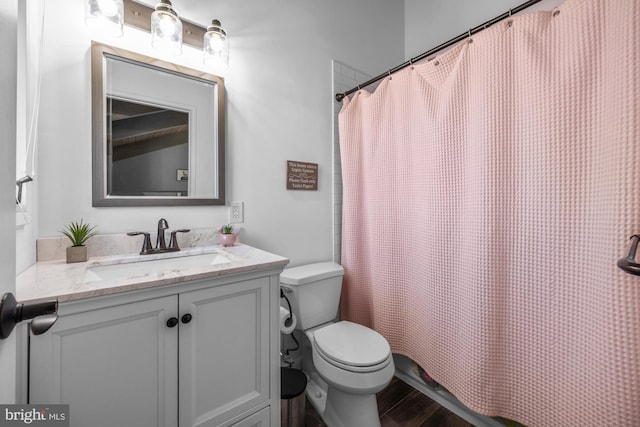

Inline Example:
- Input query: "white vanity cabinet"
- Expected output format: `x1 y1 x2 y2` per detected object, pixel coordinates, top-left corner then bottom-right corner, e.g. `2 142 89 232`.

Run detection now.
29 295 178 427
28 269 281 427
178 277 271 427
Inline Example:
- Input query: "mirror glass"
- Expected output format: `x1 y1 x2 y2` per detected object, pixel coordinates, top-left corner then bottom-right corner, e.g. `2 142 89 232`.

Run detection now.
91 42 225 206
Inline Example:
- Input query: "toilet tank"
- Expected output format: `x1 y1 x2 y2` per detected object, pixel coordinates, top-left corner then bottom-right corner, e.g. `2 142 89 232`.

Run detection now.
280 262 344 330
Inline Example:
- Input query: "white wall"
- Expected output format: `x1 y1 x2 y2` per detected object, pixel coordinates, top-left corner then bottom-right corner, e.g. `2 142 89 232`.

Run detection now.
15 0 43 274
33 0 404 266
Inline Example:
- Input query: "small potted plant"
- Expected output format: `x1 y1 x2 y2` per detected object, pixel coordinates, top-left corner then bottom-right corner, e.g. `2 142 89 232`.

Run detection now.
60 219 97 263
217 224 238 247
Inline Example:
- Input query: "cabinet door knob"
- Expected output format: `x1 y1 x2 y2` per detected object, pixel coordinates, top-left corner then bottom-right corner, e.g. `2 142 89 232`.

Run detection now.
166 317 179 328
181 313 192 324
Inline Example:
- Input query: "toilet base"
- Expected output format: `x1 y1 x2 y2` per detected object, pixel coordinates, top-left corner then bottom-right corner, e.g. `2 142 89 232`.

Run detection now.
324 385 382 427
305 372 327 416
305 373 382 427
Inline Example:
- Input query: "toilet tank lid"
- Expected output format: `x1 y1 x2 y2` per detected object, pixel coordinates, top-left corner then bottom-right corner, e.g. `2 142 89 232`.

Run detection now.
280 262 344 286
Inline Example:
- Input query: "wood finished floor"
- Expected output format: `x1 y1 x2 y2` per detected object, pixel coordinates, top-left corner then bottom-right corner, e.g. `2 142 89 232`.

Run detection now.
305 376 474 427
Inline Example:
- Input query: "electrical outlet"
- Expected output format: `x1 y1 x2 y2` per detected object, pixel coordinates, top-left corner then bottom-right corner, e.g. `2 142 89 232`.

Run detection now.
229 201 244 224
176 169 188 181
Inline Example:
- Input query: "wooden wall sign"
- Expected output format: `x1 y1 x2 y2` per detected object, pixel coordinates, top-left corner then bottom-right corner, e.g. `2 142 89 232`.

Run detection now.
287 160 318 190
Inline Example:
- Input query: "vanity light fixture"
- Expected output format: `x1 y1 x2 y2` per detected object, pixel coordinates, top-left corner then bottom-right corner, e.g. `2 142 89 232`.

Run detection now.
151 0 183 55
203 19 229 72
94 0 230 72
85 0 124 37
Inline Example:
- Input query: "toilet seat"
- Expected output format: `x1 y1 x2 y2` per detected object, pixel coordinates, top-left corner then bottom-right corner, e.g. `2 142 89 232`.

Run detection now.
312 321 391 373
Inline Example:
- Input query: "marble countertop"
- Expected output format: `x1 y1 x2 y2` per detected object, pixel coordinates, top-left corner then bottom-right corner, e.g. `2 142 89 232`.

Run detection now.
17 244 289 303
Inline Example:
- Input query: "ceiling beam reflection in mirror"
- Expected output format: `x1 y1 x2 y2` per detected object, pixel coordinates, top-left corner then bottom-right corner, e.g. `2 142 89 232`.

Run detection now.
84 0 229 74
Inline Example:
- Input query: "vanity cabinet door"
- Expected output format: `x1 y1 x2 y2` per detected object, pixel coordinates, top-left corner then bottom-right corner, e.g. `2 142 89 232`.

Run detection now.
29 296 178 427
178 277 270 427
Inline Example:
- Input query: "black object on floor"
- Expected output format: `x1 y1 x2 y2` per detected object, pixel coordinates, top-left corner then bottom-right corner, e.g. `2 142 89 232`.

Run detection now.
281 367 307 427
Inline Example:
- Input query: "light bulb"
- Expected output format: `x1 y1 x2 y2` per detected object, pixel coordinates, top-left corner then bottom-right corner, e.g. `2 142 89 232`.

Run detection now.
97 0 118 18
208 33 224 53
158 14 177 37
151 3 182 55
203 20 228 72
85 0 123 37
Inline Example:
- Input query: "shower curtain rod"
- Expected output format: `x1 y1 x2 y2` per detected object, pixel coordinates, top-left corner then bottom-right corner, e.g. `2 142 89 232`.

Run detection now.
335 0 543 102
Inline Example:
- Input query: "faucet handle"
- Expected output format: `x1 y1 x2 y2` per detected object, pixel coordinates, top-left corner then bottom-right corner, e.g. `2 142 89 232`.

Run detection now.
127 231 153 255
168 229 191 251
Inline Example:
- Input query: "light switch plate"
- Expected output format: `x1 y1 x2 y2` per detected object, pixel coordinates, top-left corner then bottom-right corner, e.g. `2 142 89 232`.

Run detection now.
229 201 244 223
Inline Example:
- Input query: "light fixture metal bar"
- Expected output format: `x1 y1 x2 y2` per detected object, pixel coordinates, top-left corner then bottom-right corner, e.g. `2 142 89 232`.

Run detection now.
123 0 205 50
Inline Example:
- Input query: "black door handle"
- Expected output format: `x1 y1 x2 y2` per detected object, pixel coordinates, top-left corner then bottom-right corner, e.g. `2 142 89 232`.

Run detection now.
181 313 192 324
0 292 58 339
166 317 179 328
618 234 640 276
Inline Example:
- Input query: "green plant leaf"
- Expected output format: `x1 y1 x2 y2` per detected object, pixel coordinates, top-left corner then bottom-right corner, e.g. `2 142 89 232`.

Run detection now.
60 219 98 246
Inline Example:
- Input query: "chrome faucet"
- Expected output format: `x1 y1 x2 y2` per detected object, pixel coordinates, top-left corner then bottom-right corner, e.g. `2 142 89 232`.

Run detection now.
127 218 190 255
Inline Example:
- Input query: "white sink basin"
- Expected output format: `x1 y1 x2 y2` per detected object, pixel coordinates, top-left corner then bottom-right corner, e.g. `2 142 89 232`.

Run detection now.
84 252 233 283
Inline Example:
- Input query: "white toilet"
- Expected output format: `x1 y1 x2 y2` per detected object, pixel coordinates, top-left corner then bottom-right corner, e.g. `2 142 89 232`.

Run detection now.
280 262 394 427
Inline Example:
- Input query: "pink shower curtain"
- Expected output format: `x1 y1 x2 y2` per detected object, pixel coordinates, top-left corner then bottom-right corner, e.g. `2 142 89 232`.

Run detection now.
338 0 639 425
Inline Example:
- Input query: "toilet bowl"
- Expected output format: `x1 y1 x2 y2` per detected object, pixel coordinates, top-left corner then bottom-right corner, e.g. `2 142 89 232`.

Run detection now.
280 262 395 427
307 321 394 427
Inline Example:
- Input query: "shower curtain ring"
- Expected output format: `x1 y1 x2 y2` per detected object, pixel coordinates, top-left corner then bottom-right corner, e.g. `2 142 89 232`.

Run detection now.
509 8 512 17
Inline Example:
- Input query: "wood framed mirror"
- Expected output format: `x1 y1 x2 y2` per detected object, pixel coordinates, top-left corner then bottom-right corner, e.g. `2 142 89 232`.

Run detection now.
91 42 225 206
